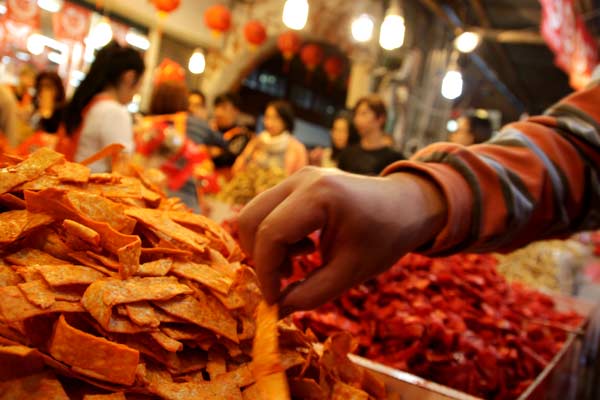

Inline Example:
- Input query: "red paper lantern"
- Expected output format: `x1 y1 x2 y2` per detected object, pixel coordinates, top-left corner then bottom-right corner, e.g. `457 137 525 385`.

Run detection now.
277 31 302 60
324 56 344 81
204 4 231 35
154 58 186 85
151 0 180 13
244 20 267 47
300 44 324 71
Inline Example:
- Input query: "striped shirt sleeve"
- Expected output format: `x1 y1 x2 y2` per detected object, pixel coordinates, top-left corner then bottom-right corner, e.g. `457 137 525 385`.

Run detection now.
383 84 600 254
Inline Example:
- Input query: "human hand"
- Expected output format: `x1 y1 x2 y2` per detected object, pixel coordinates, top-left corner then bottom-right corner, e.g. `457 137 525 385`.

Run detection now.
238 167 447 316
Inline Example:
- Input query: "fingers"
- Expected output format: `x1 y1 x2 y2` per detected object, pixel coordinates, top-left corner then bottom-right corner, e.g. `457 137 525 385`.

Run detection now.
252 191 327 304
278 252 358 316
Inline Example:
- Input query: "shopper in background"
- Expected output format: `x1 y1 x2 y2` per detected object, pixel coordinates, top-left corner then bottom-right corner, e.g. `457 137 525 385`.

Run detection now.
59 42 145 172
233 100 307 175
31 71 66 134
188 90 208 121
11 65 35 116
0 84 19 149
338 95 404 175
449 114 493 145
211 92 254 169
238 83 600 315
310 110 359 168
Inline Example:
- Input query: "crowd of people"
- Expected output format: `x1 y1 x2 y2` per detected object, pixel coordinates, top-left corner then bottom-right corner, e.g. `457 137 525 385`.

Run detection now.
0 41 418 211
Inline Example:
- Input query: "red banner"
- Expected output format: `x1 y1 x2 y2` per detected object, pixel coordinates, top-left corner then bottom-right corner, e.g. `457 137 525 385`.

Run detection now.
540 0 598 89
5 0 40 28
53 2 92 43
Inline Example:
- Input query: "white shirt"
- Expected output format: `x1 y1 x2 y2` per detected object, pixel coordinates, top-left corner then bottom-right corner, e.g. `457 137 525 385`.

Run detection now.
74 99 133 173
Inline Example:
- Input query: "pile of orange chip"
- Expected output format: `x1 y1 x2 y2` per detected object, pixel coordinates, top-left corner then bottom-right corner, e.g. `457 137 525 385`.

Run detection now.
0 148 385 400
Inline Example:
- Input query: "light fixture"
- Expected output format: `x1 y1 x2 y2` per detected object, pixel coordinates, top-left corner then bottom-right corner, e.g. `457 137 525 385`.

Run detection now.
351 13 374 42
282 0 309 30
48 51 65 64
87 18 113 49
27 34 45 55
454 31 480 53
441 70 463 100
37 0 62 13
0 4 6 14
188 49 206 74
379 1 405 50
71 70 86 81
446 119 458 132
16 52 31 62
125 31 150 50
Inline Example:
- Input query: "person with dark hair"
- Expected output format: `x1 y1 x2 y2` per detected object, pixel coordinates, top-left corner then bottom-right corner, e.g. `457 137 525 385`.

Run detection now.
211 92 254 168
338 94 404 175
135 75 226 210
450 114 493 145
310 110 360 167
233 101 307 175
58 41 145 172
188 90 207 120
31 71 66 134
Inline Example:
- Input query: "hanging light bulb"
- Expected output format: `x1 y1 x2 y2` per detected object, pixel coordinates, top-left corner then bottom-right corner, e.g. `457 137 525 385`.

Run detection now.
441 69 463 100
88 18 113 49
188 49 206 74
37 0 62 13
282 0 309 30
27 34 45 55
454 31 480 53
379 1 405 50
351 13 374 42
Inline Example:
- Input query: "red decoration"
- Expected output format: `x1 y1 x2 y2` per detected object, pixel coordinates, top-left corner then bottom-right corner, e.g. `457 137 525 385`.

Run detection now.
151 0 180 13
300 44 324 71
277 31 301 60
243 20 267 47
53 3 92 43
324 56 344 81
204 4 231 35
6 0 40 28
154 58 186 85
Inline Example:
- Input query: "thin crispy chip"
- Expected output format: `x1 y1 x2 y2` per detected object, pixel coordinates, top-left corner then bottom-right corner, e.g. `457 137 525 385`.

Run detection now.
126 302 160 328
83 393 127 400
220 364 255 388
0 370 69 400
141 247 192 258
63 219 100 246
0 264 22 287
242 384 264 400
82 278 192 331
137 258 173 277
49 161 90 183
288 378 325 400
67 252 118 276
151 331 184 352
154 291 238 343
85 251 121 270
155 308 185 323
65 191 136 234
13 174 63 191
5 248 67 266
281 350 306 371
27 227 74 260
49 315 140 386
15 266 43 282
251 302 290 400
207 351 227 379
161 325 212 341
206 249 241 278
0 210 53 245
117 237 142 278
80 144 125 167
89 173 121 184
149 379 243 400
0 285 83 323
330 381 370 400
125 208 209 253
34 264 106 286
172 261 233 295
0 193 25 209
0 147 64 195
213 287 246 311
18 280 56 308
141 185 162 208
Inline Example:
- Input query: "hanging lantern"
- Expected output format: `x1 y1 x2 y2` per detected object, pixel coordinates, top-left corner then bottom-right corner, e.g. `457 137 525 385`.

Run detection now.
204 4 231 36
151 0 180 14
300 43 323 71
154 58 186 85
277 31 301 60
243 20 267 47
324 56 343 81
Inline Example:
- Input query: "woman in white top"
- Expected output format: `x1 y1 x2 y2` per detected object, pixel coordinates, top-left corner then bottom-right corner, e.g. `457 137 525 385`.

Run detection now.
60 42 145 172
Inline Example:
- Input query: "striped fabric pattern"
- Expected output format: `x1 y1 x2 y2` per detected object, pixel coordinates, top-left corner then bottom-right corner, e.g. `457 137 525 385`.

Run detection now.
383 84 600 254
